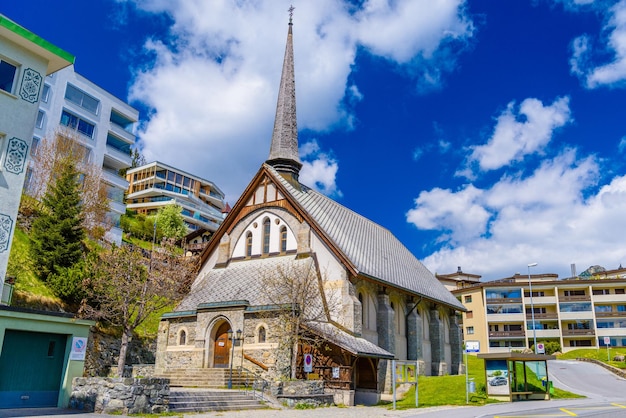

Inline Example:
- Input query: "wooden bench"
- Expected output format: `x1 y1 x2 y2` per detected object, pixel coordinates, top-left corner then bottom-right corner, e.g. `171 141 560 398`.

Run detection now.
511 391 533 400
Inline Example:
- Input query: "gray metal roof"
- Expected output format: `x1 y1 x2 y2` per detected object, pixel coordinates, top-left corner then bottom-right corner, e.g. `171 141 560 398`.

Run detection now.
267 164 464 311
306 322 394 359
177 255 314 312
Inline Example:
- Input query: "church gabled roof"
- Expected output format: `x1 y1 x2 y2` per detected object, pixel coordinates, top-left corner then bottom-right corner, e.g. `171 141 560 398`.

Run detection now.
265 165 465 311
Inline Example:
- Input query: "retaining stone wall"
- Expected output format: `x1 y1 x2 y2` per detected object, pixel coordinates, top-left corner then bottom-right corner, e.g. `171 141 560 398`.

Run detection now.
576 357 626 378
69 377 169 414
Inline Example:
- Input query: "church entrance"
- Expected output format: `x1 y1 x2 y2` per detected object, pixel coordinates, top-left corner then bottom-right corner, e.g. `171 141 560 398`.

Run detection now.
213 322 231 368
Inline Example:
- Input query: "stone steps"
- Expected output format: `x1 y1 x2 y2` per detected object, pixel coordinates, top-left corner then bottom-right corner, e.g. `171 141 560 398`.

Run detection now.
169 389 267 412
158 368 254 388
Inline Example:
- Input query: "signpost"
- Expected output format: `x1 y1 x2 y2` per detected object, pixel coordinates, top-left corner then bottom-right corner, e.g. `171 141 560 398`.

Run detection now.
604 336 611 361
465 341 480 404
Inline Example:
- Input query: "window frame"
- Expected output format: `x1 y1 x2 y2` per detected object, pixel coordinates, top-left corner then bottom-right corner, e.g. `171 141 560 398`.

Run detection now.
60 109 96 139
0 59 18 94
262 217 270 254
65 83 100 114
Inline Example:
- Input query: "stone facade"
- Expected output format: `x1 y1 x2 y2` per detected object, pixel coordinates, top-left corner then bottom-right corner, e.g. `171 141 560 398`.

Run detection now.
70 377 169 414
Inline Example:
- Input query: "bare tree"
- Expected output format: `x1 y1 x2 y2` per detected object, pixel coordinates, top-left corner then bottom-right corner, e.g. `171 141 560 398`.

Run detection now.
82 241 199 376
26 128 110 239
260 260 339 379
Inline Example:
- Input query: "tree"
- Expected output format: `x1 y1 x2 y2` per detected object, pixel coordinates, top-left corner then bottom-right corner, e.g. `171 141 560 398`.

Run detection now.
260 260 338 378
156 204 187 241
82 241 199 376
30 161 85 283
26 129 110 239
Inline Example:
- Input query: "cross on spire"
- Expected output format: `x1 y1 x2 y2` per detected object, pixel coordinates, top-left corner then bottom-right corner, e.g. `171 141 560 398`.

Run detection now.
288 5 295 24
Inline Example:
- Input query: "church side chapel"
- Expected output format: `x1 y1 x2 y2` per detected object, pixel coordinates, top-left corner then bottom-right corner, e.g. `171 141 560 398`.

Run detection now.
155 11 465 406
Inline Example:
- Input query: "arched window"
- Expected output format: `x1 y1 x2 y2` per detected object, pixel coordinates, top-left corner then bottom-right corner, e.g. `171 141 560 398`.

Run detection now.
258 326 266 343
246 231 252 257
359 293 366 330
280 226 287 252
262 218 271 254
179 330 186 345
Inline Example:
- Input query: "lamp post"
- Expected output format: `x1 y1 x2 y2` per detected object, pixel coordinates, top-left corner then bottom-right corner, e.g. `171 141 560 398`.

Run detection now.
527 262 538 353
227 328 242 389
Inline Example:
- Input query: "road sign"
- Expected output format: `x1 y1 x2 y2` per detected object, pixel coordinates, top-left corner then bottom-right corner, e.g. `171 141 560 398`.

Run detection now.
536 342 545 354
604 336 611 345
465 341 480 353
304 353 313 372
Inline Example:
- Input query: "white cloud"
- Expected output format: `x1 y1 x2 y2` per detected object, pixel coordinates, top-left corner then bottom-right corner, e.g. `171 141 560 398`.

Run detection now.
464 97 571 173
569 0 626 88
125 0 473 202
407 131 626 280
299 140 342 198
619 136 626 152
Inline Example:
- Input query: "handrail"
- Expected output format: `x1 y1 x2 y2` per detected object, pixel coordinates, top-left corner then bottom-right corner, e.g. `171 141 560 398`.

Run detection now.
243 353 269 371
236 366 272 402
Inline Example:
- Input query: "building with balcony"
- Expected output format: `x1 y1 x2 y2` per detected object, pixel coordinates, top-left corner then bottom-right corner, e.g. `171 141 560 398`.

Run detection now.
28 65 138 244
125 161 226 236
450 267 626 353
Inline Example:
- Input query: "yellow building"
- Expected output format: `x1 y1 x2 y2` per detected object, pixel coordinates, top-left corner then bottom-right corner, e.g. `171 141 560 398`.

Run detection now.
451 267 626 353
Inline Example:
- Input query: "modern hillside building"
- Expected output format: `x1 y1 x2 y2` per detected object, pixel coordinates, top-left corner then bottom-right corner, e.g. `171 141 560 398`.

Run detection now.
30 65 139 244
125 161 227 235
451 266 626 353
0 14 73 288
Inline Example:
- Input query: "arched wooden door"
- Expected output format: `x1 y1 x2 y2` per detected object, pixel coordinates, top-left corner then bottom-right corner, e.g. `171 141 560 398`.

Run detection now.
213 322 231 368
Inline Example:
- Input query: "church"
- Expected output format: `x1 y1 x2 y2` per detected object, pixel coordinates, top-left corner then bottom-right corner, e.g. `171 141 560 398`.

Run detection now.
154 14 465 406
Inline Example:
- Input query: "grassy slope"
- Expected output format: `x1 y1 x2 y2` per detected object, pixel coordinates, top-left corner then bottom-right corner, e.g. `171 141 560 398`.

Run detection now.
558 347 626 369
6 224 170 338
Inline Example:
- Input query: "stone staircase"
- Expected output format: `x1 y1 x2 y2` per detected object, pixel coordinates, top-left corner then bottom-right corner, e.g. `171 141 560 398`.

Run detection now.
159 367 252 388
168 388 268 413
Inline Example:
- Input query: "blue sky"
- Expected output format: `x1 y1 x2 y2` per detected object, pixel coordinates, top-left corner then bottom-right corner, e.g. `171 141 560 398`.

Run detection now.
4 0 626 280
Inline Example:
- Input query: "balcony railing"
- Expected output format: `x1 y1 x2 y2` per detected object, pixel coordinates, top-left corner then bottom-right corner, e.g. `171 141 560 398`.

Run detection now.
526 313 558 320
489 331 525 338
559 295 591 302
596 311 626 318
486 298 522 304
562 329 595 336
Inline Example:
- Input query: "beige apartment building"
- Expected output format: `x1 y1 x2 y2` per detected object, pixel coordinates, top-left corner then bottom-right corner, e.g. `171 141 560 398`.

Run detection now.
451 267 626 353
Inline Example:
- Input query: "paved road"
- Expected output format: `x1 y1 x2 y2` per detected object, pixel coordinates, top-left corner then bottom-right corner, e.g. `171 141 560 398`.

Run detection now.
2 360 626 418
548 359 626 401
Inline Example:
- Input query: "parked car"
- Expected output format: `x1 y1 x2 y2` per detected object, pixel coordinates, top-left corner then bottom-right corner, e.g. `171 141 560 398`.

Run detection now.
489 376 508 386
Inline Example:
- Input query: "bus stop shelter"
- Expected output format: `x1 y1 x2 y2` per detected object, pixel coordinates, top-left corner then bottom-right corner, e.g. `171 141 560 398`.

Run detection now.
478 352 556 402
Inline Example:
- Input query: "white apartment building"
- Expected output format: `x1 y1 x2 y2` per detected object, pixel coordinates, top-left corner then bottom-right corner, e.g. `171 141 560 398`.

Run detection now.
126 161 226 235
0 14 74 288
30 65 138 244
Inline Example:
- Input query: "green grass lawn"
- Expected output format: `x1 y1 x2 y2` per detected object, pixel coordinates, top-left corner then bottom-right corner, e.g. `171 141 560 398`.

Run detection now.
558 347 626 369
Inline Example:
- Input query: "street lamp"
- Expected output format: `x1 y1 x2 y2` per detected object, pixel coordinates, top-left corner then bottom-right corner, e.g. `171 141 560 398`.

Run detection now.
527 262 538 353
227 328 242 389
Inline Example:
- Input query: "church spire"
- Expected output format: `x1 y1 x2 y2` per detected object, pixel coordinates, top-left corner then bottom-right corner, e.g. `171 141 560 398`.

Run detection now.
266 5 302 185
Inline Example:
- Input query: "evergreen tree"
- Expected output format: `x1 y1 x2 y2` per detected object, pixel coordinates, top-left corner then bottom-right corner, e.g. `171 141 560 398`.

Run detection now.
31 162 85 282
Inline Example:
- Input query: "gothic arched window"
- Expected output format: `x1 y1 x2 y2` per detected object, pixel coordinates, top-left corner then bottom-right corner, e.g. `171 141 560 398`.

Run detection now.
246 231 253 257
179 330 186 345
280 226 287 253
258 326 266 343
262 218 271 254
